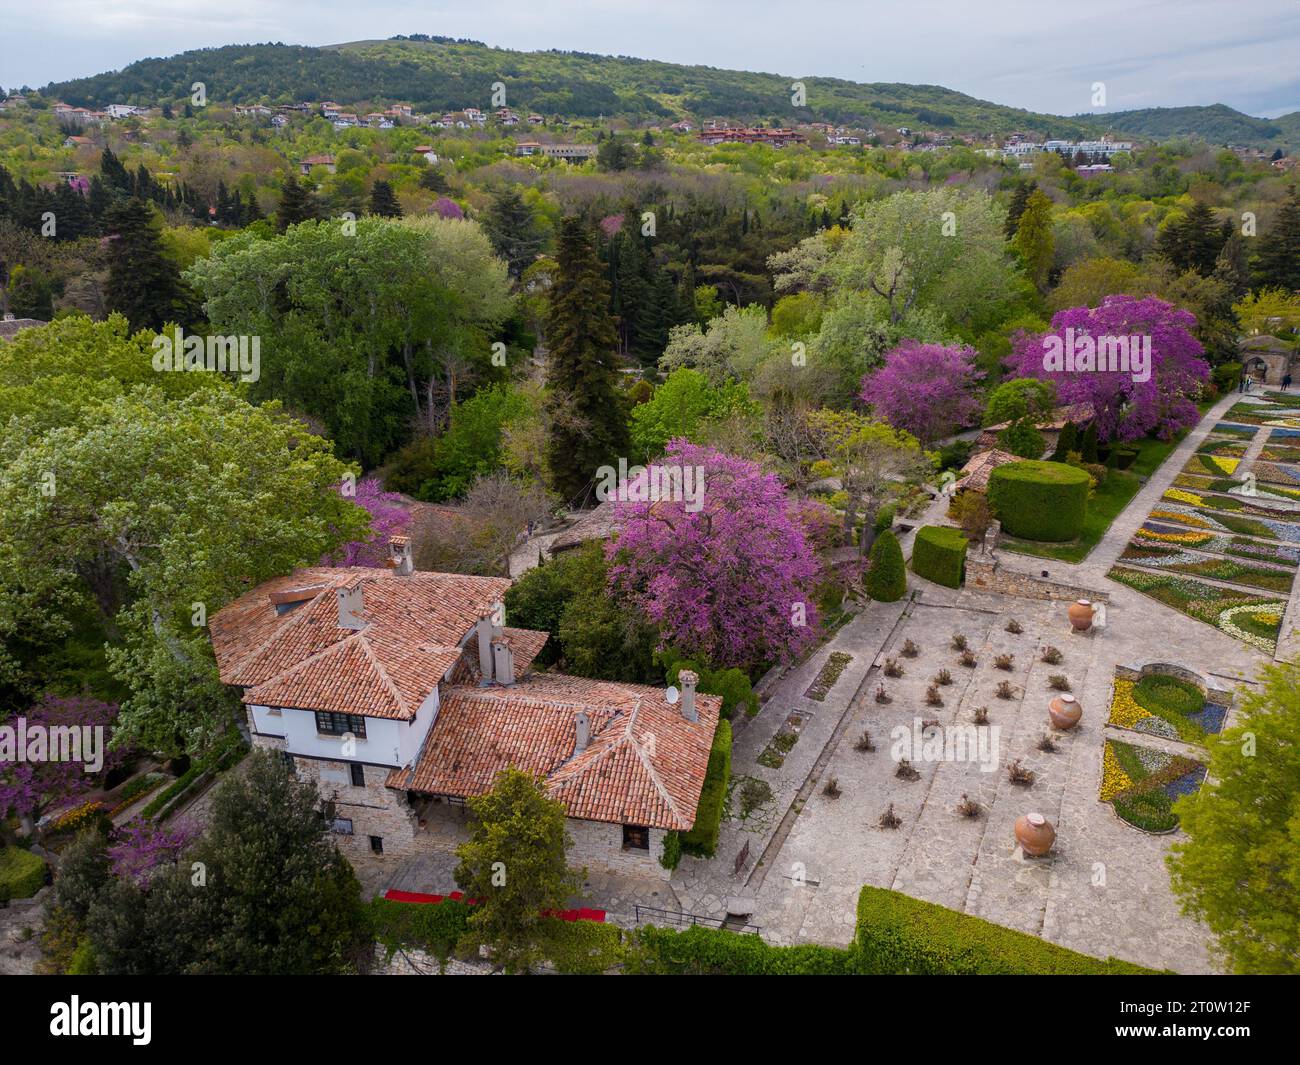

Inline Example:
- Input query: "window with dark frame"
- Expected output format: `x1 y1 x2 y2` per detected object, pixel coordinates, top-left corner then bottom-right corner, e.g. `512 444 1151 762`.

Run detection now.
349 763 365 787
622 824 650 850
314 711 367 738
369 836 383 854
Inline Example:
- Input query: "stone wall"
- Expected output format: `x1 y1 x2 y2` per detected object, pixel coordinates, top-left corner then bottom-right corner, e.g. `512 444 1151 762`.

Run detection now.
1114 661 1234 706
566 818 670 880
292 752 419 863
965 554 1111 605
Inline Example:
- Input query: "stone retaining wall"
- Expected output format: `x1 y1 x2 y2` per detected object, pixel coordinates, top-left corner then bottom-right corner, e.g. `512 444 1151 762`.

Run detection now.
965 554 1111 605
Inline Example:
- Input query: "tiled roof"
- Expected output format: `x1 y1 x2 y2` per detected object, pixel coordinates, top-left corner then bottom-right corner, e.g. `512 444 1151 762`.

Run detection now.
549 501 621 552
210 567 510 719
448 626 550 685
0 317 48 339
390 673 721 830
955 448 1020 492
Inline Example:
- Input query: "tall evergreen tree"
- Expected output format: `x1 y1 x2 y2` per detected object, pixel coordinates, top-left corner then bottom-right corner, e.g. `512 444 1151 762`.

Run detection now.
1158 202 1223 276
368 180 403 218
102 197 185 331
480 187 544 280
1013 189 1055 293
545 216 630 500
1254 188 1300 292
275 172 319 231
1004 179 1037 240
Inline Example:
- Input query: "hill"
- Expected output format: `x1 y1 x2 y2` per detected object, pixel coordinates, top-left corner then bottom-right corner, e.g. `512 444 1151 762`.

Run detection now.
1091 103 1297 152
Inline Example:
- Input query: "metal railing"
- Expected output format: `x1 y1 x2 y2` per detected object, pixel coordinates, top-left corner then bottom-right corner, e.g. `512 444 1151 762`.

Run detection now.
633 904 761 936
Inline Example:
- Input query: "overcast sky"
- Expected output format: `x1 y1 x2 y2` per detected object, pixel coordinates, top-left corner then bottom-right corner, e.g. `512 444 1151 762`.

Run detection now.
3 0 1298 117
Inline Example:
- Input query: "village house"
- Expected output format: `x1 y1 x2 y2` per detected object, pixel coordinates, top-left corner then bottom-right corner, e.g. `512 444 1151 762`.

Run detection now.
413 145 440 164
208 538 720 879
527 113 545 125
514 140 542 156
320 101 342 118
541 143 597 162
299 153 336 175
697 126 805 148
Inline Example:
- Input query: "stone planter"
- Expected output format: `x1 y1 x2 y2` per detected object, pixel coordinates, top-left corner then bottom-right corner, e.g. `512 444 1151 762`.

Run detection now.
1049 693 1082 730
1068 598 1095 632
1015 812 1056 856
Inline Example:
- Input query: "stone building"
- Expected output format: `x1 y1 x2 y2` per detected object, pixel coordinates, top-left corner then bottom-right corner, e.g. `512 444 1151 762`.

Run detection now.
1239 334 1299 386
209 538 720 879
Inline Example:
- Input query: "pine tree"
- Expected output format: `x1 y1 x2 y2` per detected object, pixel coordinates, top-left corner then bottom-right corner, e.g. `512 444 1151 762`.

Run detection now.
99 148 132 194
275 172 318 232
480 187 543 280
545 216 630 500
1254 188 1300 292
1004 179 1037 240
102 197 185 331
1013 190 1055 293
368 180 403 218
1158 202 1223 276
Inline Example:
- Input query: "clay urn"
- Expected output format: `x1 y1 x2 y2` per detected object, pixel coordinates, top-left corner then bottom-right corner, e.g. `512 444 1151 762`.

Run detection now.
1015 812 1056 857
1048 693 1082 730
1067 598 1095 632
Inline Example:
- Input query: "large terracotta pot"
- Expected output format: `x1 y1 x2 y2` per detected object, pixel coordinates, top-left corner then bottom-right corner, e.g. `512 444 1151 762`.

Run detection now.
1067 598 1095 632
1049 693 1082 729
1015 812 1056 857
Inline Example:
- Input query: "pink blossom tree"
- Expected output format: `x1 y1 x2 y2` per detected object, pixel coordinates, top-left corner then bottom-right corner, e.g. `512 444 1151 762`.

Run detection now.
322 475 409 568
606 441 822 669
859 341 985 444
432 197 464 219
1006 296 1210 441
108 818 198 885
0 695 125 836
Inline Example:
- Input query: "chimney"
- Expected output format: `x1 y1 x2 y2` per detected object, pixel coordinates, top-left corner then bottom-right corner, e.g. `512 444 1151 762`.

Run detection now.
492 636 515 687
336 581 365 630
388 535 413 576
475 613 494 682
678 669 699 722
574 711 590 753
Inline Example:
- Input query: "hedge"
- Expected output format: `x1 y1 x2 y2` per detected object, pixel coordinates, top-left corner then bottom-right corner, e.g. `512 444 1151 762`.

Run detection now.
987 460 1090 542
630 924 859 974
911 525 968 588
853 886 1156 974
0 846 46 903
680 719 732 857
865 529 907 601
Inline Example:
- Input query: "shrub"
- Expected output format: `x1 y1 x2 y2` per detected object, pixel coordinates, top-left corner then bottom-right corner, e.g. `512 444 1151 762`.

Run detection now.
1212 362 1242 395
865 530 907 602
997 419 1046 459
1133 674 1204 717
987 460 1090 542
680 720 732 857
911 525 968 588
0 846 47 903
666 658 759 720
659 831 682 871
854 887 1157 974
950 491 993 541
368 897 473 970
630 924 859 975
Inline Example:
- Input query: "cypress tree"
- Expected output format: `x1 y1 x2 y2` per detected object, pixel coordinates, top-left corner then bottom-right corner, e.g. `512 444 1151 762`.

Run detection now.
865 530 907 603
1050 422 1078 462
544 216 630 500
1004 179 1037 240
1080 421 1100 463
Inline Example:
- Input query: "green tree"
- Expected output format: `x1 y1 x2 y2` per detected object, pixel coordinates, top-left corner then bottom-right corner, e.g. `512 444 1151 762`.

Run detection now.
865 529 906 602
628 367 756 460
1157 202 1223 277
102 198 189 331
1168 663 1300 974
480 187 544 280
275 172 319 231
454 766 580 973
544 216 629 500
1012 189 1055 293
1254 189 1300 292
368 180 403 218
1004 179 1037 240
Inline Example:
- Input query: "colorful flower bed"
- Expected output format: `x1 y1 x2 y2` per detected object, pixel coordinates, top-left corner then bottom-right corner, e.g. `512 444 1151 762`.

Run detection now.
1211 422 1259 437
1100 738 1206 832
1107 566 1284 653
1182 454 1242 477
1260 445 1300 463
1135 523 1300 564
1118 540 1295 593
1252 461 1300 486
1269 427 1300 440
1150 502 1300 542
1107 673 1227 744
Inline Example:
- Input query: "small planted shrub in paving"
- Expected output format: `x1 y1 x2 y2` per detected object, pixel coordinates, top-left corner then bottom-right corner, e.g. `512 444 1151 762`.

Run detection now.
896 758 920 781
973 705 990 725
736 776 774 819
1048 674 1071 692
925 685 943 706
995 653 1014 671
995 681 1015 699
1041 646 1063 665
1007 759 1035 786
1036 733 1060 753
956 794 982 819
884 657 904 677
879 804 902 829
934 669 953 686
951 633 968 651
854 730 876 752
874 685 891 704
822 776 842 799
958 649 977 668
1006 619 1023 634
901 639 919 658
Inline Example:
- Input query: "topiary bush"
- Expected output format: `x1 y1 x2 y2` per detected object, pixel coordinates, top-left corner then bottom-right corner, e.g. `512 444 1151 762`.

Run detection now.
0 846 47 903
987 460 1090 542
865 530 907 602
1133 673 1204 717
911 525 968 588
680 719 732 857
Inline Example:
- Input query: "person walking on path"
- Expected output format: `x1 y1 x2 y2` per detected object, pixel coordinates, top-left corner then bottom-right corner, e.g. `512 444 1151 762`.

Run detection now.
1284 373 1293 393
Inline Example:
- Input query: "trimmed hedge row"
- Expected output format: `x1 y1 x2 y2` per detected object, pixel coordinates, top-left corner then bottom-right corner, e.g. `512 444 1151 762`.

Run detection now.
911 525 968 588
680 719 732 857
866 529 907 601
0 845 46 903
988 459 1090 542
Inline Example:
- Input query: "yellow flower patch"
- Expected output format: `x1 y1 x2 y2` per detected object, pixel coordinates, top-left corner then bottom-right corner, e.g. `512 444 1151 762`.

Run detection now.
1107 678 1151 730
1100 742 1132 803
1151 509 1213 529
1164 488 1204 506
1213 457 1240 474
1137 527 1208 545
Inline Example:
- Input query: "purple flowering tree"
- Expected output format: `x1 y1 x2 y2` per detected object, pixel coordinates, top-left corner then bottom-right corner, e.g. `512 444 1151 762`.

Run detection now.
432 197 464 219
322 475 409 568
606 441 822 669
859 341 985 444
1006 296 1211 441
108 818 198 885
0 695 125 836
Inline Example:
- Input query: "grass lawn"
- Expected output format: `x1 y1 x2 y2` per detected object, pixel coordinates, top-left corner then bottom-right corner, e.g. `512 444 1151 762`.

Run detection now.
999 413 1205 564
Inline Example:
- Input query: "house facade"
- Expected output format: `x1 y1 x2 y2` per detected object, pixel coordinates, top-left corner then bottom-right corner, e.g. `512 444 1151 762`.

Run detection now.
209 538 720 880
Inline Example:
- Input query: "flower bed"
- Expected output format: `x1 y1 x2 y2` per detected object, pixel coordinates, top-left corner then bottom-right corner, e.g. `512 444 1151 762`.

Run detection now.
1107 566 1284 653
1181 453 1241 477
804 651 852 701
1252 461 1300 487
1211 422 1259 437
1100 738 1206 832
1195 439 1248 457
1135 524 1300 565
1106 674 1226 744
1118 540 1296 593
1149 502 1300 542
